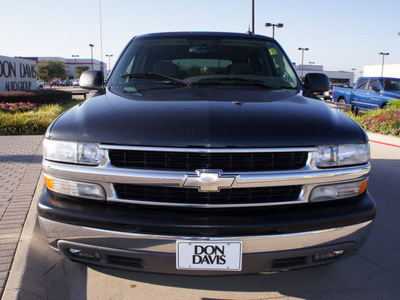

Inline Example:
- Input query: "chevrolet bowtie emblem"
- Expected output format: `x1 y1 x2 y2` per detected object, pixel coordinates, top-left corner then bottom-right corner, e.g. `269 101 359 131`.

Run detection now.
183 170 237 192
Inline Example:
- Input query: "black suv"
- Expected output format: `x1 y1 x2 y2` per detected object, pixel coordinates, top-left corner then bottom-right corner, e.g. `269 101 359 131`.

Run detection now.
38 32 375 275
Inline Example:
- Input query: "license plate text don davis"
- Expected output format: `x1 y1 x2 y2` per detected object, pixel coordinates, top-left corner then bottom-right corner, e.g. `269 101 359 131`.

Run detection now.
176 241 242 271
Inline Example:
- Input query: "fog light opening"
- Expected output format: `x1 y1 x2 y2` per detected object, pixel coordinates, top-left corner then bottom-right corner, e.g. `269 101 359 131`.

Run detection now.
313 250 344 262
69 248 101 261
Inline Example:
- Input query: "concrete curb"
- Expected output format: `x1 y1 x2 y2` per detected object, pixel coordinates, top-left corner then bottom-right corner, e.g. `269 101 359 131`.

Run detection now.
2 175 44 300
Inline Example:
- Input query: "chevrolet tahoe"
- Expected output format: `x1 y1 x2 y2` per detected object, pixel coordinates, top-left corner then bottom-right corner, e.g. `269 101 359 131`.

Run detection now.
38 32 375 275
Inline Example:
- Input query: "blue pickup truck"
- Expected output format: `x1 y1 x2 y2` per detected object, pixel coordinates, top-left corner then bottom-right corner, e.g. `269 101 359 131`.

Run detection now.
333 77 400 111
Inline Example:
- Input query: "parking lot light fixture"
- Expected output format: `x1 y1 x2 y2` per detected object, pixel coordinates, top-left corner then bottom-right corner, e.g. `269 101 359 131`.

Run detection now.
379 52 389 77
89 44 94 70
298 47 309 80
72 55 79 78
351 68 356 84
106 54 113 74
72 54 79 63
265 22 284 38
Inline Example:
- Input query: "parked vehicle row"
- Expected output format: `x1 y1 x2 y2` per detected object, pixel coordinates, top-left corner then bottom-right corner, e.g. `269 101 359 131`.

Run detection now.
48 79 79 87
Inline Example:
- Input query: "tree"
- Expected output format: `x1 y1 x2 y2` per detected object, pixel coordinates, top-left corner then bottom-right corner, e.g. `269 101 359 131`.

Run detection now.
75 66 90 79
37 59 67 80
37 60 67 85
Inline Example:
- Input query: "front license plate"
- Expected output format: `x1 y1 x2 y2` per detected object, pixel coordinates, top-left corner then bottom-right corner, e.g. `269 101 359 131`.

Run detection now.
176 241 242 271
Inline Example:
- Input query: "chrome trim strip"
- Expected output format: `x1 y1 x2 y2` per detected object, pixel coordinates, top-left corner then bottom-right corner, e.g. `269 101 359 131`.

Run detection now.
99 145 318 153
233 164 370 188
43 160 370 189
106 196 308 208
38 217 373 254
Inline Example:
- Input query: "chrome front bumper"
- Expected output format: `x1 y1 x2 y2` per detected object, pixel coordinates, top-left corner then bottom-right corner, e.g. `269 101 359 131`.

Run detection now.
38 216 372 274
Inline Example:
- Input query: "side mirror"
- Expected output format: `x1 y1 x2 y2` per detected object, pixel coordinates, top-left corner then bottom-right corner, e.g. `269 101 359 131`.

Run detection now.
303 73 330 93
79 71 104 90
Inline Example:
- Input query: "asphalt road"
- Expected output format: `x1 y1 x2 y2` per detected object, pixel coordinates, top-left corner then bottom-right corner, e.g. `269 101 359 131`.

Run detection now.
4 141 400 300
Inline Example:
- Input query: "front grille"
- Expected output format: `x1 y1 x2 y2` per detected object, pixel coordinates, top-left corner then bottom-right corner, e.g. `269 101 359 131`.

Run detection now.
113 184 302 206
108 150 308 172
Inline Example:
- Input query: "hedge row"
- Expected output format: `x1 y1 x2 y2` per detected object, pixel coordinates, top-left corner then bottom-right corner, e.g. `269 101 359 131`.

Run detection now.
0 90 73 105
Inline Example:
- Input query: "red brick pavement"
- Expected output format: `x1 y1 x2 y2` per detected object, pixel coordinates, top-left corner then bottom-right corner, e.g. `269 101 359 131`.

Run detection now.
0 135 43 298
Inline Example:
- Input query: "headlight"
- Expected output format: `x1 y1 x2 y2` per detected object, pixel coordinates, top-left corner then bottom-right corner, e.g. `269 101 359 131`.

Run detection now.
43 139 102 166
316 143 370 168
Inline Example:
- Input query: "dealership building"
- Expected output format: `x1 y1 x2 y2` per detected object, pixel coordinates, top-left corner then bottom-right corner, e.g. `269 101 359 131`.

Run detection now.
295 64 354 87
23 57 107 79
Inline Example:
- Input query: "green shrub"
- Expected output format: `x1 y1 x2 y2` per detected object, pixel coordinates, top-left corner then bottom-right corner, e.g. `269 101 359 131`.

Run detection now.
0 90 73 105
387 99 400 110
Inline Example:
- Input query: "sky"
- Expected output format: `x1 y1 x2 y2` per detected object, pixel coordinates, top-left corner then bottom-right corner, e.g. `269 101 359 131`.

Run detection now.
1 0 399 76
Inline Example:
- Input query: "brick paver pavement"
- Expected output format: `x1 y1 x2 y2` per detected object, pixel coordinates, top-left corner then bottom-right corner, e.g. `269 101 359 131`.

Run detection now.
0 135 43 298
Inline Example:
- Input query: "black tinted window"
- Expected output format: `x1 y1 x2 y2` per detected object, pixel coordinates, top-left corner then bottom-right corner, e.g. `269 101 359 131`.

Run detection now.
109 36 299 89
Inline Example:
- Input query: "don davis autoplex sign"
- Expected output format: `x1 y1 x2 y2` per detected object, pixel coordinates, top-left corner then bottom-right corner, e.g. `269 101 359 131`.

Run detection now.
0 55 37 92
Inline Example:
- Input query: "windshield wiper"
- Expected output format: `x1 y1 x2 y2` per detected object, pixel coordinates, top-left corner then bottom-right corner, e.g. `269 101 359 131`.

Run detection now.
120 72 191 86
195 77 283 89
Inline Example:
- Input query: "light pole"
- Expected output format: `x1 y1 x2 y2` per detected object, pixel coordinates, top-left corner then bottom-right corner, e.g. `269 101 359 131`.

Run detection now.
72 54 79 64
251 0 255 34
351 68 356 84
106 54 113 74
89 44 94 70
72 55 79 79
379 52 389 77
265 23 284 39
298 47 309 80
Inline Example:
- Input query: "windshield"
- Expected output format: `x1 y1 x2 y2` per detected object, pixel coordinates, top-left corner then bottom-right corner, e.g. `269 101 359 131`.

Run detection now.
381 79 400 92
108 36 299 89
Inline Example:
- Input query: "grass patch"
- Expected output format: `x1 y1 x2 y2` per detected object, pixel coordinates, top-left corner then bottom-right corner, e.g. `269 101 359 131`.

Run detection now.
0 100 83 135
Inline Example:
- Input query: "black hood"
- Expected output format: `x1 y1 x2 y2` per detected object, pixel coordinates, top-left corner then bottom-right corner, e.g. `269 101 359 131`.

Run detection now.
48 86 367 147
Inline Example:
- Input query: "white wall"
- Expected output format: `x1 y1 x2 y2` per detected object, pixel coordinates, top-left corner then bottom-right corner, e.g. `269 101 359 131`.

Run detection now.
363 64 400 78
